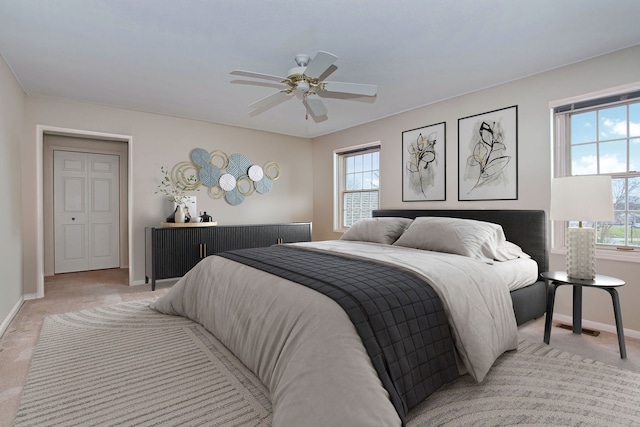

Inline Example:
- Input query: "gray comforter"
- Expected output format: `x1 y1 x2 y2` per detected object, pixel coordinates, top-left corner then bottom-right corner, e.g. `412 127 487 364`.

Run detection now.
151 240 518 426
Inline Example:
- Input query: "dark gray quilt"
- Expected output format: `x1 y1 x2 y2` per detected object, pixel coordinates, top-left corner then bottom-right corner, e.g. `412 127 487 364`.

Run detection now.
218 245 459 424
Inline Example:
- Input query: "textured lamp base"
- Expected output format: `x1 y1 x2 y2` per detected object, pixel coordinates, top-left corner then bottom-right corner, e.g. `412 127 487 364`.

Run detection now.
566 227 596 279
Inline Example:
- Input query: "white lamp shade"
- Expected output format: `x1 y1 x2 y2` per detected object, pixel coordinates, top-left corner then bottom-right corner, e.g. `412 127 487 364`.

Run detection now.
550 175 614 222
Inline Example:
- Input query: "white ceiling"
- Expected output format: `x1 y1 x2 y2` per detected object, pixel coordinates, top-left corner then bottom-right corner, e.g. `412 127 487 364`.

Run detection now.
1 0 640 139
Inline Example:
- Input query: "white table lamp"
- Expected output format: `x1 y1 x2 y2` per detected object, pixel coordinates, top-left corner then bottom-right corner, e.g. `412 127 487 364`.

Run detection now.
550 176 614 279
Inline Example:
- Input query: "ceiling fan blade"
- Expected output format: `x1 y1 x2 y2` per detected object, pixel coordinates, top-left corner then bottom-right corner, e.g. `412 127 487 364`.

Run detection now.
248 91 290 110
322 81 377 96
230 70 286 83
303 51 338 78
304 94 328 116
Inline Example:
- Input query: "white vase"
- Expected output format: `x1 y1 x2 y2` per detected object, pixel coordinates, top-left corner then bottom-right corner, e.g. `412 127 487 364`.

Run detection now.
175 204 186 223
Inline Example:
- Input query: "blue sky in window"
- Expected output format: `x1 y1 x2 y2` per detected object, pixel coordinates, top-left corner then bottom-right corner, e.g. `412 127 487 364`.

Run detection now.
571 111 596 144
346 152 380 190
599 105 627 139
572 144 628 175
571 103 640 174
599 140 627 173
571 144 597 175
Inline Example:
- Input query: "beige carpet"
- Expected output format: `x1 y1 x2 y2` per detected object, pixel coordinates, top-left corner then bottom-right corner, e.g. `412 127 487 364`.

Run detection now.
14 301 640 426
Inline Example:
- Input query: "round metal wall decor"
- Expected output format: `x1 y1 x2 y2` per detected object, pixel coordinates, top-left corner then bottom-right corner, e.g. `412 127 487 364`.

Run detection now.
170 148 281 206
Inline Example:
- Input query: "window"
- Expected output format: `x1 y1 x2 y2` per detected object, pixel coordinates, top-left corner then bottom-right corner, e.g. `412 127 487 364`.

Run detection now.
554 89 640 250
334 144 380 230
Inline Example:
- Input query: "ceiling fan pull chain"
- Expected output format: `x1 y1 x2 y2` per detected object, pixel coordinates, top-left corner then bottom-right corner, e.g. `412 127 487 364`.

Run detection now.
303 93 308 120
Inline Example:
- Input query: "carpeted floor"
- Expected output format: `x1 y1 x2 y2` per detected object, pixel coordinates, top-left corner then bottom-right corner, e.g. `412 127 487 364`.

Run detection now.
13 300 640 427
409 339 640 426
13 300 271 427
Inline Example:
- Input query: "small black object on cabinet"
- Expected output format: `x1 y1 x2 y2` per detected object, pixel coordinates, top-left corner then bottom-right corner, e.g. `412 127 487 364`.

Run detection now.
201 211 213 222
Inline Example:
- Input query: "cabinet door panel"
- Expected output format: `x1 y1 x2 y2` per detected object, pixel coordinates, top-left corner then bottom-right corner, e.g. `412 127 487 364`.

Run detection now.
279 223 312 243
154 228 202 279
208 225 279 253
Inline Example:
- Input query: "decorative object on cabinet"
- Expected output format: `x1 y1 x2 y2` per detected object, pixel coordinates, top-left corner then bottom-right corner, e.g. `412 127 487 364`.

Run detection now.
145 222 312 290
156 165 199 222
458 105 518 201
170 148 281 206
402 121 446 201
201 211 213 222
175 205 186 223
165 205 179 223
177 196 197 219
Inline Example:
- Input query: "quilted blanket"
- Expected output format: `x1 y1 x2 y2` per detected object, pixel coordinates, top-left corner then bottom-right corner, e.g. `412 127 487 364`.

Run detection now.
218 245 460 423
152 241 518 426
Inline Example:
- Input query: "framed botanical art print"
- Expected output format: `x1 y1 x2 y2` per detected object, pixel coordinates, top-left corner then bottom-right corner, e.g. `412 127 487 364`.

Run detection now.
458 105 518 201
402 122 446 201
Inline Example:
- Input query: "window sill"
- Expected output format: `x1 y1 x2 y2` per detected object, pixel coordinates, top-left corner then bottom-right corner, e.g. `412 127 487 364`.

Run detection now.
550 247 640 263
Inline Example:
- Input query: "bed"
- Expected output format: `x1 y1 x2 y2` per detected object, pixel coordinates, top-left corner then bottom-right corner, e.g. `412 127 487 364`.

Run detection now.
152 209 547 427
373 209 548 326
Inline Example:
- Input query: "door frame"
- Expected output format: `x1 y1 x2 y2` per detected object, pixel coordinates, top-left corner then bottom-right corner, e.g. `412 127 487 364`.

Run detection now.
36 125 133 297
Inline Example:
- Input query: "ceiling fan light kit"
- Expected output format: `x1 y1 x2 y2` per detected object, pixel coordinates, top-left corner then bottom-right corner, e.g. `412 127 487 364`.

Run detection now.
230 51 377 120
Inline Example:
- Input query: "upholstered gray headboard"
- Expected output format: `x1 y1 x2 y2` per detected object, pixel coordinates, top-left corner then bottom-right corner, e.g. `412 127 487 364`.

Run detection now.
372 209 548 274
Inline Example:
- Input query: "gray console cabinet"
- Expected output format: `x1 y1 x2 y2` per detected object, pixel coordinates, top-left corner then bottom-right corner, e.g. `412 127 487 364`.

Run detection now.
145 223 312 290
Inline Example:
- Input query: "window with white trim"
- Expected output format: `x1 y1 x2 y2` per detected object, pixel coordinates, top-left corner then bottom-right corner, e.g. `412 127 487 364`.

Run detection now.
334 144 380 230
554 90 640 250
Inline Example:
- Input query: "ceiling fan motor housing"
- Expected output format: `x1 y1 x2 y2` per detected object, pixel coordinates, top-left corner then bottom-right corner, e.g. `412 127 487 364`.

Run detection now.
287 66 306 78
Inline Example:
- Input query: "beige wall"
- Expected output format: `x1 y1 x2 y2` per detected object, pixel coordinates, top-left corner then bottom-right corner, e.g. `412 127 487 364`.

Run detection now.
0 54 25 329
312 45 640 333
21 97 313 292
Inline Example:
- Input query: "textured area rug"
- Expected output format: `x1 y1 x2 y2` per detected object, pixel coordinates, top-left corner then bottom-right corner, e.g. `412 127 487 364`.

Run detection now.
13 300 271 427
408 340 640 426
14 301 640 427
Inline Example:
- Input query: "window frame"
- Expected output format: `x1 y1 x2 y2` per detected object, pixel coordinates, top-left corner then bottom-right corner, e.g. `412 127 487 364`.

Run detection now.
333 142 381 232
551 82 640 261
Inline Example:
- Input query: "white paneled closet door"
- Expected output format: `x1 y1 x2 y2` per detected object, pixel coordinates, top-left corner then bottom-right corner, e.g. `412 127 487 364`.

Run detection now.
54 151 120 273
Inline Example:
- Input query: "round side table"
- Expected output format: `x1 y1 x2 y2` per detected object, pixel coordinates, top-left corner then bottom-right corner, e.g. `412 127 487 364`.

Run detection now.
540 271 626 359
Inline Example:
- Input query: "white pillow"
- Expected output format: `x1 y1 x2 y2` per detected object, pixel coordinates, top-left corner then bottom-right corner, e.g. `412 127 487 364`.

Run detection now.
496 241 531 261
340 217 413 245
393 216 527 263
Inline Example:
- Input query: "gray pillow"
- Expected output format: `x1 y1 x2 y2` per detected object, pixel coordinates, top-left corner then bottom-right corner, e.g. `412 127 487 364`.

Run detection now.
340 217 414 245
393 216 528 263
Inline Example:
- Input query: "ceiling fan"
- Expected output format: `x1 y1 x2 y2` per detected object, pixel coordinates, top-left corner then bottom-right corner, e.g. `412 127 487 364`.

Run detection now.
230 51 377 119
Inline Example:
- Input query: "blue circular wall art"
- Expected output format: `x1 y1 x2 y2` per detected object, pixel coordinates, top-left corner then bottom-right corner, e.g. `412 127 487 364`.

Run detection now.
171 148 281 206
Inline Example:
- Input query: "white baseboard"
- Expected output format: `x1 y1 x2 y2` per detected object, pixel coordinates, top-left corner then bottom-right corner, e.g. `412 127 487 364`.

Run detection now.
23 293 39 301
553 313 640 340
0 297 24 338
